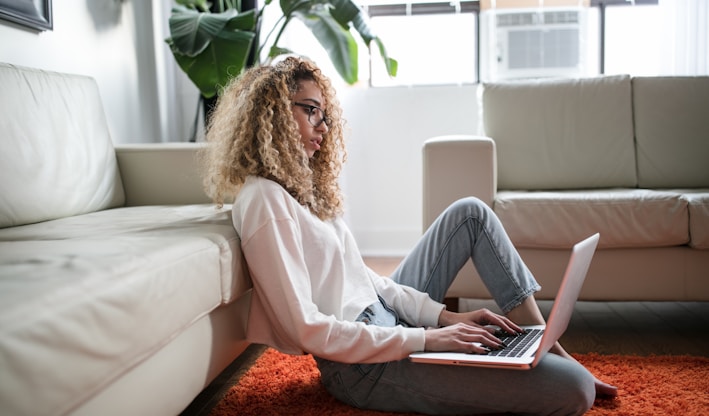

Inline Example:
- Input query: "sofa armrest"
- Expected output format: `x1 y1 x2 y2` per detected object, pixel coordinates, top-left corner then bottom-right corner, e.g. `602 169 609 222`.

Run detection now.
422 135 497 229
115 143 212 206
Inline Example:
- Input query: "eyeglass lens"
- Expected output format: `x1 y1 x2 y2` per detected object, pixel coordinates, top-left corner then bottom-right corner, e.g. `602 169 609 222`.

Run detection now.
295 103 329 127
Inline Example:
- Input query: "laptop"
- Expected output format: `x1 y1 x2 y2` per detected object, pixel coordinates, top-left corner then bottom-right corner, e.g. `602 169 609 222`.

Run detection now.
409 233 599 370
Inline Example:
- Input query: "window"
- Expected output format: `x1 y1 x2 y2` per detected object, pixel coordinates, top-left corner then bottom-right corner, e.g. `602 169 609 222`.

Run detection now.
365 1 479 86
603 4 664 75
361 0 698 86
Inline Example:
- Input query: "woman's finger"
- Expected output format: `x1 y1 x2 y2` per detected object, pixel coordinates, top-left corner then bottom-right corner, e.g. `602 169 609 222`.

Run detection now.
483 312 524 335
459 325 506 349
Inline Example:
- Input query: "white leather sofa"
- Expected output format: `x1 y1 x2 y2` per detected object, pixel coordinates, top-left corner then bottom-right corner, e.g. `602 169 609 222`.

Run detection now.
423 75 709 303
0 64 252 416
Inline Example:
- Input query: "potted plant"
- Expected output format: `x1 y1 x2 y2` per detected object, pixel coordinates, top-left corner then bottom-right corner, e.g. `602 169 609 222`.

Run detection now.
165 0 397 101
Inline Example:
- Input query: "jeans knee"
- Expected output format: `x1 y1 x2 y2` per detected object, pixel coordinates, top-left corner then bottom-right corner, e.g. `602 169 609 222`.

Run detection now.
447 196 491 219
559 371 595 416
535 355 595 416
567 388 594 415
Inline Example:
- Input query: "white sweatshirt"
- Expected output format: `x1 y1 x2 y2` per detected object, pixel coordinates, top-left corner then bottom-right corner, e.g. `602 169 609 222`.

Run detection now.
232 176 445 363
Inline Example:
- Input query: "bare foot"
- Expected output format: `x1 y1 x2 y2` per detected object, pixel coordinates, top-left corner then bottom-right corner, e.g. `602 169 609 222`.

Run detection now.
595 378 618 397
551 343 618 398
505 298 618 398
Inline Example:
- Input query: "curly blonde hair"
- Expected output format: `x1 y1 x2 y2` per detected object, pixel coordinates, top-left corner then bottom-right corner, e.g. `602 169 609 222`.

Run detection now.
201 56 347 220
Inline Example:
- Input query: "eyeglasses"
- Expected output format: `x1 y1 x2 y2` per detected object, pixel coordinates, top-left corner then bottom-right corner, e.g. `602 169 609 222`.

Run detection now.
293 102 331 128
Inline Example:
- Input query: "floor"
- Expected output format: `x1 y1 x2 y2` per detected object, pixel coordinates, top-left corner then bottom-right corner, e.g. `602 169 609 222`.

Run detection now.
180 256 709 416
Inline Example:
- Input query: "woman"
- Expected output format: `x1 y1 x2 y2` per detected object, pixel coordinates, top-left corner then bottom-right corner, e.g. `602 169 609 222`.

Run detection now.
203 56 616 415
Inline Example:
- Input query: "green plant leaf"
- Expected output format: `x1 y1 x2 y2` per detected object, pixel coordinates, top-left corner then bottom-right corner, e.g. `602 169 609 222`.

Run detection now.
286 0 397 79
335 0 397 78
176 0 210 12
169 6 251 56
167 5 257 97
167 0 396 93
292 6 358 84
268 45 294 59
326 0 360 29
279 0 312 17
224 8 256 31
168 28 255 98
372 37 398 77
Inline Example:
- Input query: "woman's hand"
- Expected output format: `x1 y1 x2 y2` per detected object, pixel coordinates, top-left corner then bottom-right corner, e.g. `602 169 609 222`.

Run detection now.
423 308 525 353
424 323 506 354
439 308 523 335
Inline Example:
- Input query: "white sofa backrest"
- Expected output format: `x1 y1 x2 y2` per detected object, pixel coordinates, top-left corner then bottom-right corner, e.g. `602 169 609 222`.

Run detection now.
633 76 709 189
0 63 125 228
482 75 637 190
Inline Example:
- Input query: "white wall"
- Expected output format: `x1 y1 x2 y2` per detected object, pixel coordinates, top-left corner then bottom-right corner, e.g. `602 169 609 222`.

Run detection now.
0 0 162 144
338 84 482 256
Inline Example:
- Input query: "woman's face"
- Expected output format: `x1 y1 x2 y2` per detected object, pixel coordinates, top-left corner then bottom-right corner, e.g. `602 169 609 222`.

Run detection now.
292 80 329 158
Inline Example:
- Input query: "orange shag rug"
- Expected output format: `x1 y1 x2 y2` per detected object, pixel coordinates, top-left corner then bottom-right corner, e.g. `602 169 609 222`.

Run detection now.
209 348 709 416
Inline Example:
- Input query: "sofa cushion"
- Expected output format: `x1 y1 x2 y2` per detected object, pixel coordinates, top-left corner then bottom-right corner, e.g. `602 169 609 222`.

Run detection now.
494 189 688 249
0 64 125 229
682 190 709 249
633 77 709 188
482 75 637 190
0 205 244 416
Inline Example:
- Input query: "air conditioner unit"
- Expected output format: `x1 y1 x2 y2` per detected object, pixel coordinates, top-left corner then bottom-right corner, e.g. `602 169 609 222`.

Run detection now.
481 8 588 81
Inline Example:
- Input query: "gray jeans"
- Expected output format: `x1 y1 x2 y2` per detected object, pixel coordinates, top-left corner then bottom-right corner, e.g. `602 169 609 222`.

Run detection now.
315 197 595 415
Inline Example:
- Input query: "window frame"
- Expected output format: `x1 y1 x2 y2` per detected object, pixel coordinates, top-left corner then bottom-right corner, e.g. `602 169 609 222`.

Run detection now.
364 0 659 85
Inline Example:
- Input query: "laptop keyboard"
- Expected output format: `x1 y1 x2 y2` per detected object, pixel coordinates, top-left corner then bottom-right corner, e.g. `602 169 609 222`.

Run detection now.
487 329 544 358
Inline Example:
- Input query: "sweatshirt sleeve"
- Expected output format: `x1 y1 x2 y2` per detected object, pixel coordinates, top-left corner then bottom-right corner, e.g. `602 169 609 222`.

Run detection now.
369 269 445 329
241 218 427 363
234 181 429 363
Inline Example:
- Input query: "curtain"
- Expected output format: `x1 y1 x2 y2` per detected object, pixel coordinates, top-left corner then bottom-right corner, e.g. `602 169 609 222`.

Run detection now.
659 0 709 75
